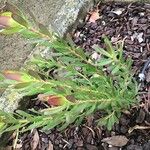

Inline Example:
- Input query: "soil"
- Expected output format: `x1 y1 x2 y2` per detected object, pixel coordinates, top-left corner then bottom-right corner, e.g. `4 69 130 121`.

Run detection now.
4 1 150 150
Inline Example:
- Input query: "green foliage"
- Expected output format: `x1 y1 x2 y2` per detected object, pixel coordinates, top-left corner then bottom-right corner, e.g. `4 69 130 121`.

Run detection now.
0 3 138 134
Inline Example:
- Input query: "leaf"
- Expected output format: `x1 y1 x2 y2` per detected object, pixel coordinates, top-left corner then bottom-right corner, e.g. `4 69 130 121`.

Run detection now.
128 125 150 134
103 36 116 57
102 135 129 147
58 122 70 131
16 110 33 119
92 45 112 58
12 14 28 28
0 123 7 134
22 120 46 132
31 129 40 150
89 10 100 23
111 65 120 74
98 58 113 66
27 70 41 80
20 29 40 39
107 114 117 131
14 82 32 89
38 23 51 36
42 117 63 131
65 112 77 124
47 141 53 150
97 101 111 110
66 33 77 48
0 74 4 80
75 47 87 59
3 124 22 132
97 116 108 127
85 104 96 115
0 111 17 123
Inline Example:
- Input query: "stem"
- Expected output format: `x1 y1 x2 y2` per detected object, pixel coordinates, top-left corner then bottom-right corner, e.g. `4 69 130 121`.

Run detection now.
29 28 51 40
76 99 112 104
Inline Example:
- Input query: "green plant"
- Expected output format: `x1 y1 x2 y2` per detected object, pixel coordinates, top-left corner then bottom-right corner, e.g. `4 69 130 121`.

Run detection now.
0 3 138 134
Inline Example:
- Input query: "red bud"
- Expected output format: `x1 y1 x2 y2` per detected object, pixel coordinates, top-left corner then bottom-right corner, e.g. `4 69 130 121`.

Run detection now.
38 94 69 106
2 70 23 82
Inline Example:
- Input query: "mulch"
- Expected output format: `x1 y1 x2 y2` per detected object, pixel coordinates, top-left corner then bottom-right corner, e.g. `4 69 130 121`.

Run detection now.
4 1 150 150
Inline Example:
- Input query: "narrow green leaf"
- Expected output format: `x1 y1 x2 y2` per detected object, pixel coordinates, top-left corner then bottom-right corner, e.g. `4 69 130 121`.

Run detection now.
98 58 113 66
65 112 77 124
12 14 29 28
20 29 40 38
42 117 64 131
38 23 51 37
85 104 96 115
97 116 108 126
41 105 66 115
28 70 41 80
103 36 116 57
111 65 120 74
107 114 118 130
92 45 112 58
3 124 22 132
16 110 33 119
22 121 46 132
14 82 32 89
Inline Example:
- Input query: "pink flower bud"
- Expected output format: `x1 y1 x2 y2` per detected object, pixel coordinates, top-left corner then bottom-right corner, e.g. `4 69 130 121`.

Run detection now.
2 70 23 82
0 12 26 34
38 94 70 106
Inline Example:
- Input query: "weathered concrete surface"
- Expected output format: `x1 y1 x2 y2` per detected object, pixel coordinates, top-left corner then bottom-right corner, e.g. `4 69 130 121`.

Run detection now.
0 0 66 70
0 0 93 112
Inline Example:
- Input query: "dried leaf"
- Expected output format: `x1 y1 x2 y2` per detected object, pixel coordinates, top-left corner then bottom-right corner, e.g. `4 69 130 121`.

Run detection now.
30 129 39 150
102 135 129 147
89 10 100 23
47 141 53 150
